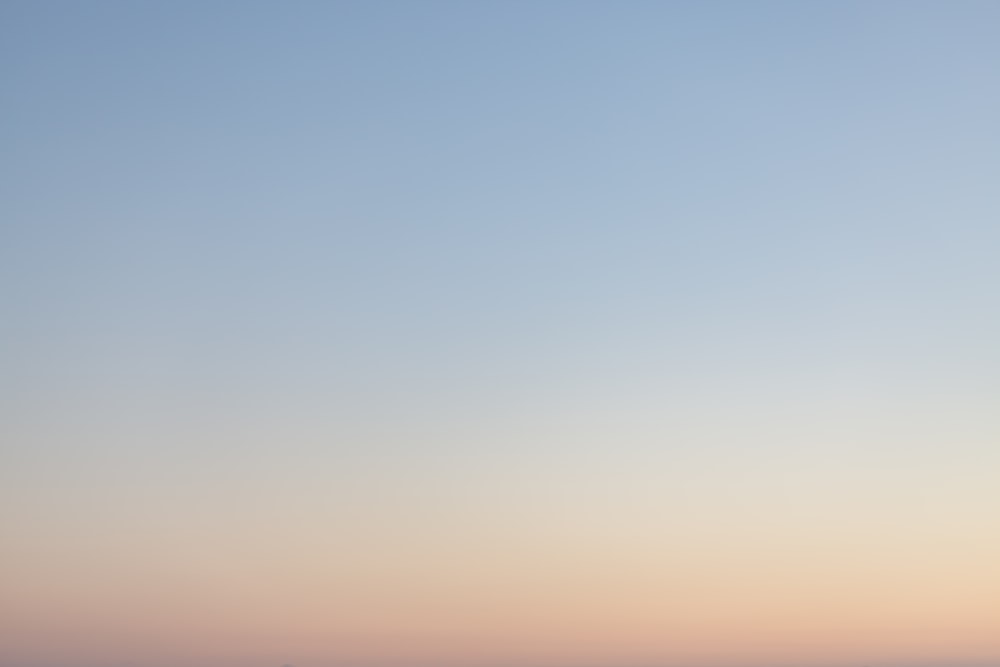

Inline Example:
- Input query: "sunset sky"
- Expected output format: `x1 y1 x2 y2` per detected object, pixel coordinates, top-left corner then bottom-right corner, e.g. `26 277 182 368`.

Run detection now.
2 2 999 667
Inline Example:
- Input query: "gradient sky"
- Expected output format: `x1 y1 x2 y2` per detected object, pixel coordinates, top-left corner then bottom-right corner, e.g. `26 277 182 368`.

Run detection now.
2 2 999 667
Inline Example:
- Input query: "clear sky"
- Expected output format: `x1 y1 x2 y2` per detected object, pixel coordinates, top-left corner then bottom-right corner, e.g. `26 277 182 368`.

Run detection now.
2 2 999 667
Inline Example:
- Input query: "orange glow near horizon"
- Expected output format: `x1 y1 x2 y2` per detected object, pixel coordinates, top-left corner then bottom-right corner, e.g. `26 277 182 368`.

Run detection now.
4 504 998 667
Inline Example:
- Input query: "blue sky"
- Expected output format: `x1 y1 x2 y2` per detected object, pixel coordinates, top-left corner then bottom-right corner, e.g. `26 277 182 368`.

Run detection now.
2 3 999 666
5 1 998 409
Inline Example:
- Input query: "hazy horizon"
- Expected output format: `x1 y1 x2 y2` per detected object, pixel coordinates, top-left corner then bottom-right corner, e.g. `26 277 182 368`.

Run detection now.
2 2 998 667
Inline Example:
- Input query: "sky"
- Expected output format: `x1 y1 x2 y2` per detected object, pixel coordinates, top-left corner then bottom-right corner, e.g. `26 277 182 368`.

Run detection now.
2 2 999 667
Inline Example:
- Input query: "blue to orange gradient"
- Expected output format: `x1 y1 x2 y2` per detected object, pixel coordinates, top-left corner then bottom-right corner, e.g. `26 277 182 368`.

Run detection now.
2 3 998 667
